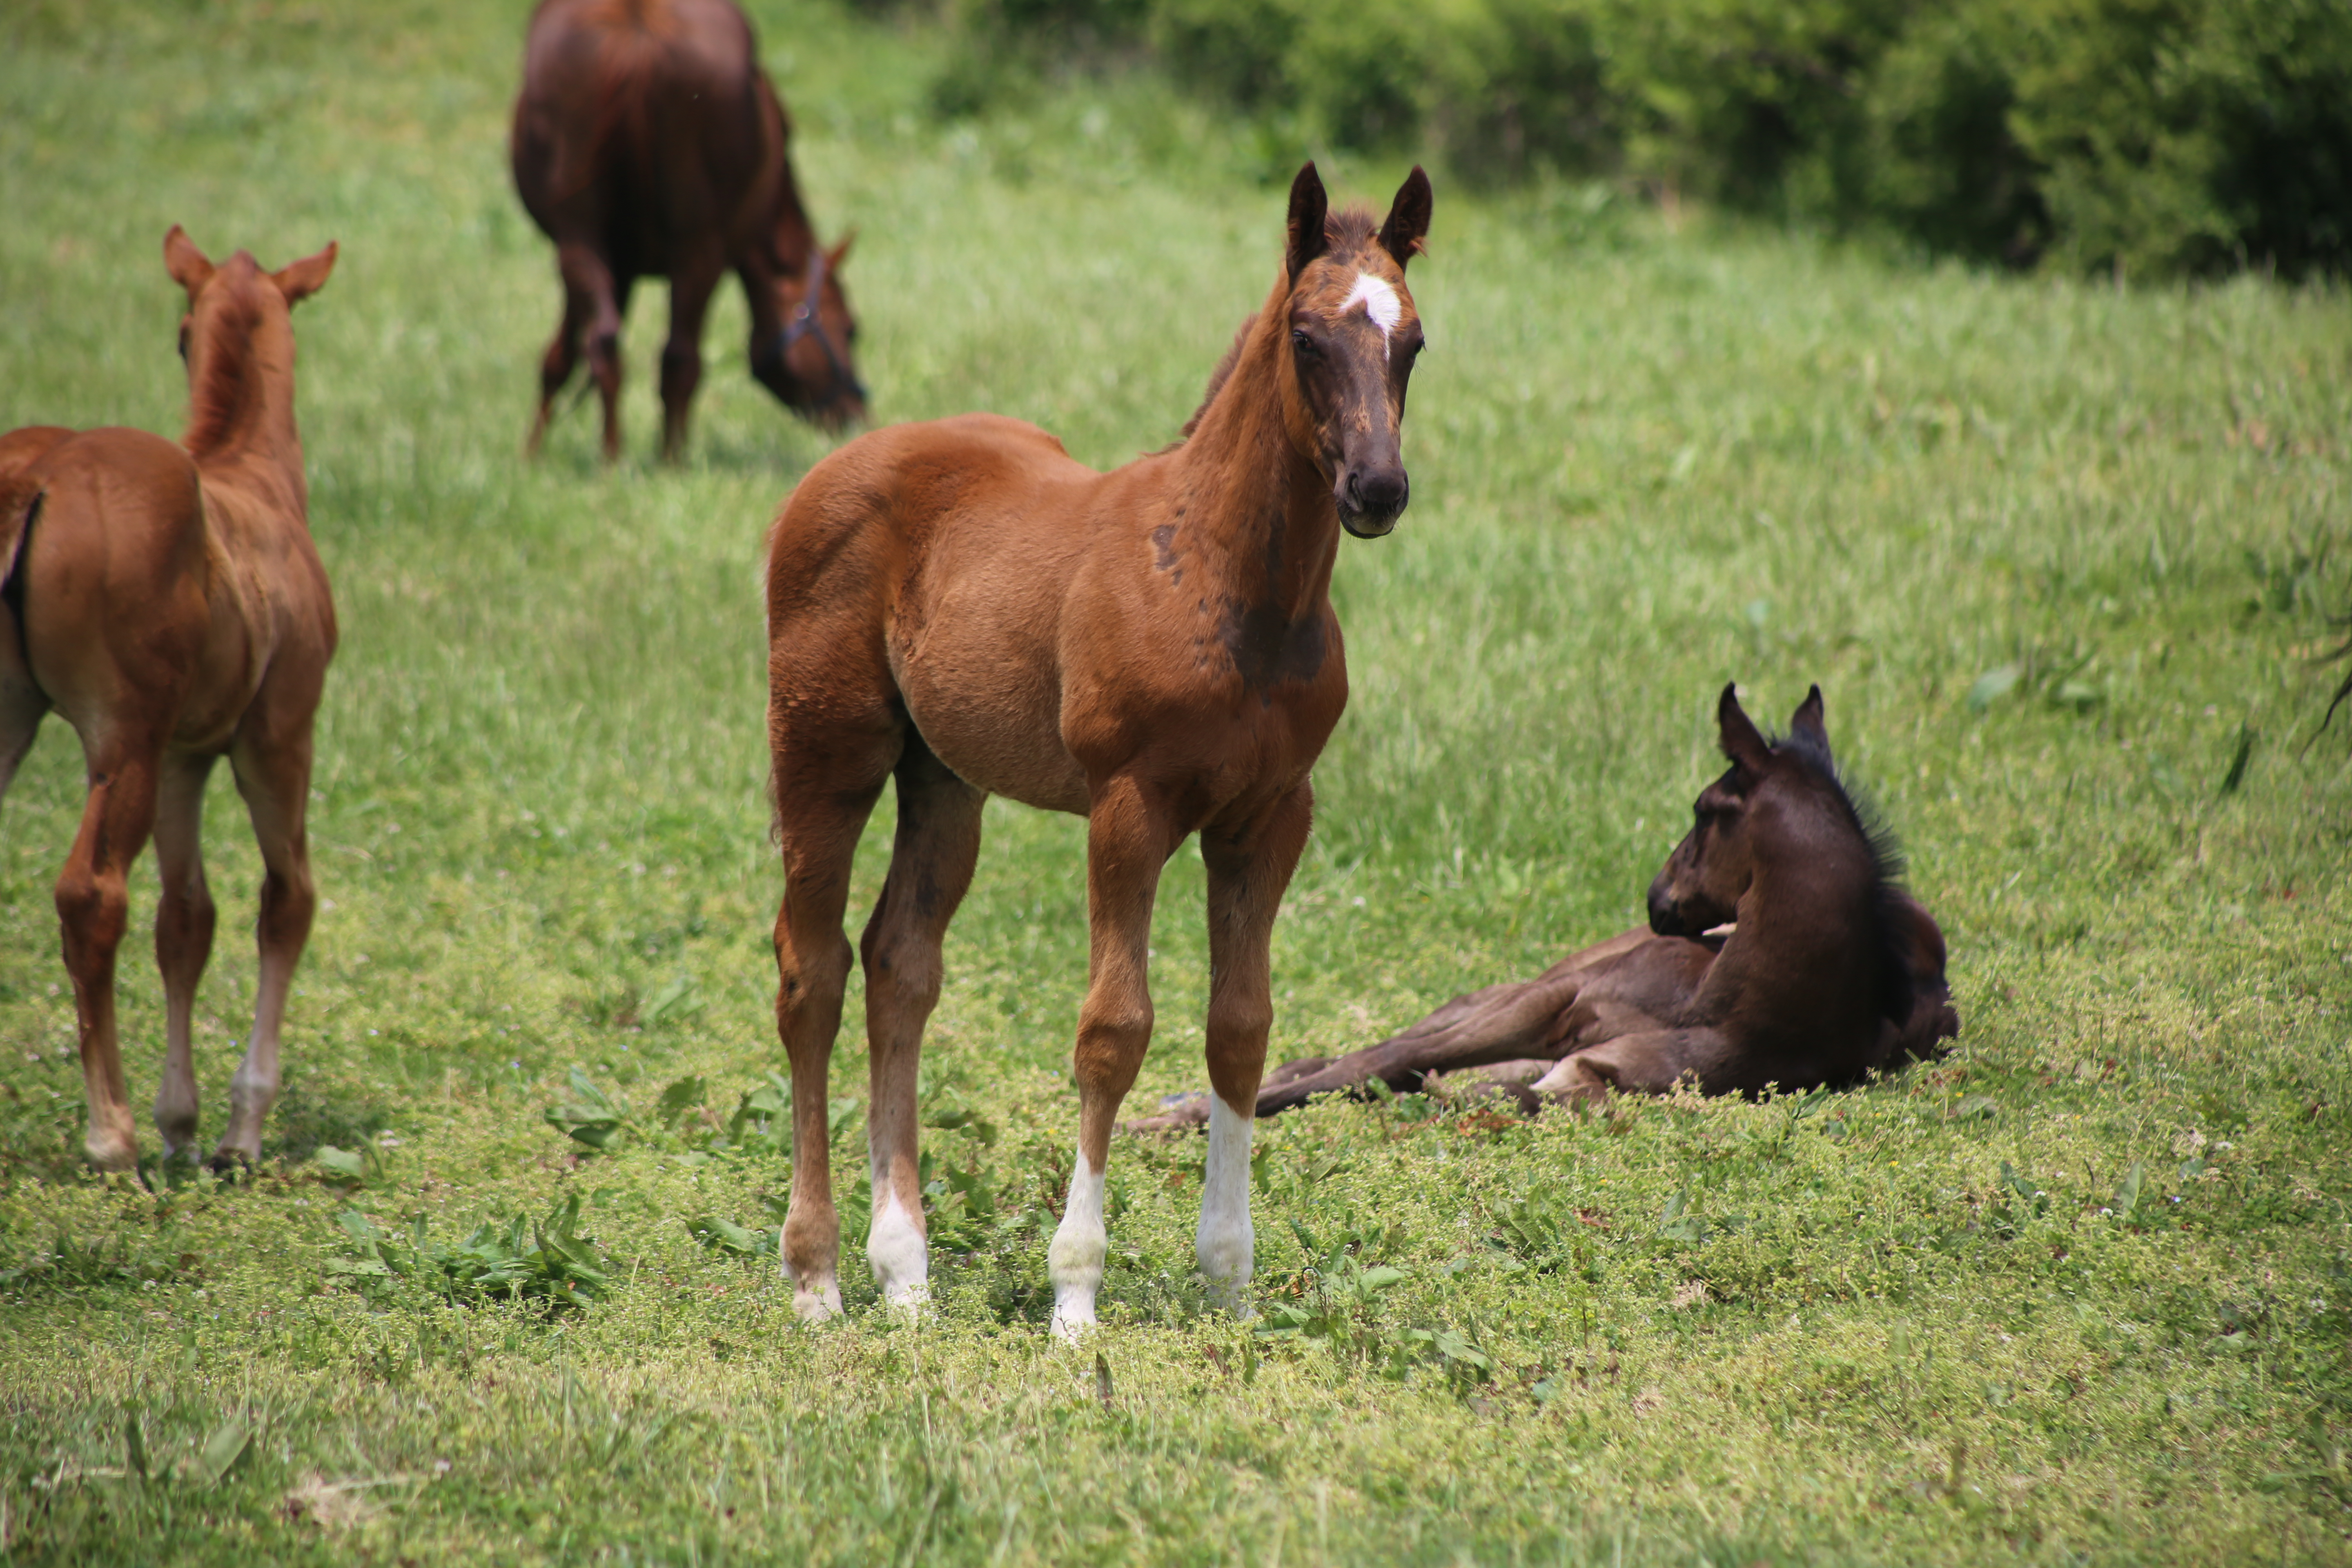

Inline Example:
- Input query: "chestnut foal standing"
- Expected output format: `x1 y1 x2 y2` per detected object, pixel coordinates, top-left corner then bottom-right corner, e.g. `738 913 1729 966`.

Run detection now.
763 164 1432 1332
0 228 338 1172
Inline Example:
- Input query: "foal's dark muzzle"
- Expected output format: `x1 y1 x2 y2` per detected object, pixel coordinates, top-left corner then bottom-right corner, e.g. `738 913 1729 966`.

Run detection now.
1646 877 1692 938
1338 466 1408 539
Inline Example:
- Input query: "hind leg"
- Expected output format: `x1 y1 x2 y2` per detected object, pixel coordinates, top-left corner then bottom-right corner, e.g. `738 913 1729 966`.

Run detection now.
858 737 984 1314
213 715 318 1168
658 249 725 463
55 735 164 1172
526 276 590 458
151 752 217 1158
546 243 628 463
1532 1029 1722 1105
772 722 897 1321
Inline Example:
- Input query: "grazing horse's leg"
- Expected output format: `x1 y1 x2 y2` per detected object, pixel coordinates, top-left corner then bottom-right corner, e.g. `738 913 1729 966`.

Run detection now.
1195 784 1314 1314
1050 775 1176 1339
151 752 218 1160
213 712 320 1168
526 271 589 458
552 242 627 463
659 249 726 463
858 737 984 1313
56 734 165 1173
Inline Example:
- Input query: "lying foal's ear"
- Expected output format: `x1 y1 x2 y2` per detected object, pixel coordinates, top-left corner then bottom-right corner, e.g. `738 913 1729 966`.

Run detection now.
1789 684 1829 755
163 225 215 301
1285 162 1329 283
1379 165 1433 271
1717 682 1773 775
827 229 858 270
272 241 339 306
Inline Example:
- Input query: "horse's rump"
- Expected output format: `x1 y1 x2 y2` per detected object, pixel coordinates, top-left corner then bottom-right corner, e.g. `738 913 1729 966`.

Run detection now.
0 427 74 599
519 0 768 220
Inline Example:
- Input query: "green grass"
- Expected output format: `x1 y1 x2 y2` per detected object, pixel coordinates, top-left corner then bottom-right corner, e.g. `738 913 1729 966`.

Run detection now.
4 1 2352 1562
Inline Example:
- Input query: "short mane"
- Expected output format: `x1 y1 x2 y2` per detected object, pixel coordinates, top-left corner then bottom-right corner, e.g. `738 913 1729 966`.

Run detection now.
181 286 263 459
1767 726 1921 1038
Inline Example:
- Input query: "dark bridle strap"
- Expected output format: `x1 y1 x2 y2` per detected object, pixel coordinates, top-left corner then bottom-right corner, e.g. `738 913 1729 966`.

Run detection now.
773 246 865 413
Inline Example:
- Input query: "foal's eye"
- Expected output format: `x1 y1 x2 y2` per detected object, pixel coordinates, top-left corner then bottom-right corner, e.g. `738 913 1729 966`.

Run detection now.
1290 329 1317 357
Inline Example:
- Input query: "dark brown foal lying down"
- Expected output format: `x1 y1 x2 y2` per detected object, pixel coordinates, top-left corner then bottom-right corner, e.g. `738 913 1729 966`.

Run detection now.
1137 684 1958 1127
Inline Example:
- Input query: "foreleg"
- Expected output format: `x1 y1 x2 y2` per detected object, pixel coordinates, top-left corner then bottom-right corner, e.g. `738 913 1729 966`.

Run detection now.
1189 786 1314 1312
1050 775 1178 1337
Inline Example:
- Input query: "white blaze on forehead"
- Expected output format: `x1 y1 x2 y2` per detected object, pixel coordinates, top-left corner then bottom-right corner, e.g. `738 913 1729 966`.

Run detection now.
1341 272 1403 354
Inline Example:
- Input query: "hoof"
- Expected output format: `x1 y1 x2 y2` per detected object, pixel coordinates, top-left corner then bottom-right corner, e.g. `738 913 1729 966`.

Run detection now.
791 1278 844 1323
84 1136 140 1174
1050 1290 1097 1343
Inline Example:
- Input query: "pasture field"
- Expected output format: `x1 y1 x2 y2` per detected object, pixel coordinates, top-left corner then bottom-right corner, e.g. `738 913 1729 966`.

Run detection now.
4 1 2352 1562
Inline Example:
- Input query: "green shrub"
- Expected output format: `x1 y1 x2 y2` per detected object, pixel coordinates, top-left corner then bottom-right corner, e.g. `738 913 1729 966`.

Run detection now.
934 0 2352 275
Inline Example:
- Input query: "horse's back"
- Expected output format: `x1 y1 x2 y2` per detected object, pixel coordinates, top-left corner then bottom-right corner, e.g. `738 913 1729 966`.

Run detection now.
776 412 1087 537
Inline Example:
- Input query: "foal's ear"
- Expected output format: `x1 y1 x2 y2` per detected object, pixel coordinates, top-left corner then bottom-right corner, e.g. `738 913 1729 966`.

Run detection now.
1378 165 1433 271
1717 682 1773 776
272 241 339 307
163 225 215 301
1285 162 1330 283
1789 684 1829 755
827 229 858 270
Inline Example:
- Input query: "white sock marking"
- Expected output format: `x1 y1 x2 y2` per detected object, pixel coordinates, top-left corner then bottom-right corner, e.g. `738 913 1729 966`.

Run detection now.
866 1187 930 1313
1342 272 1402 357
1048 1146 1107 1340
1196 1095 1256 1314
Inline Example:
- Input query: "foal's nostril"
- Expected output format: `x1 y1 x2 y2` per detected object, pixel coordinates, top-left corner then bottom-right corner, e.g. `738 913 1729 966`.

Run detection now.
1647 882 1684 937
1351 469 1408 518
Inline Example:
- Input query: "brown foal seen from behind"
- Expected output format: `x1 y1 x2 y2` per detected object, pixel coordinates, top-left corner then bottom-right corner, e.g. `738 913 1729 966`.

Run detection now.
0 228 339 1174
1142 684 1958 1126
763 163 1432 1332
512 0 866 462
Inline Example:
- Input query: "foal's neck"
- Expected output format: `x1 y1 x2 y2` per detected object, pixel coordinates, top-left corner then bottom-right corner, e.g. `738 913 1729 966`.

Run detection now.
1175 294 1339 626
1717 836 1885 1035
183 326 308 510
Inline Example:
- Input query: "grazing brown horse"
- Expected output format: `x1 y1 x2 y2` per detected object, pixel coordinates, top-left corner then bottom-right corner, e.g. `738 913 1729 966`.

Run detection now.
512 0 866 462
1139 684 1958 1125
0 228 338 1173
764 163 1432 1332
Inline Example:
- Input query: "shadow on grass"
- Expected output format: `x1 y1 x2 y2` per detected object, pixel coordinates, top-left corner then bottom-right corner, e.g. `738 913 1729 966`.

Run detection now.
262 1079 403 1167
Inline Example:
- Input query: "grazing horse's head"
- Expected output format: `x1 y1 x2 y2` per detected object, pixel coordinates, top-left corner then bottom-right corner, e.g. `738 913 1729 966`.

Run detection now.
1648 684 1876 938
163 225 336 455
756 234 866 431
1277 163 1432 539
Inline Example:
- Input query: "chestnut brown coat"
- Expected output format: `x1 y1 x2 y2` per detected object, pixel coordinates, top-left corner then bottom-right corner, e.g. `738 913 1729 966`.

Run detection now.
762 164 1432 1331
0 228 338 1172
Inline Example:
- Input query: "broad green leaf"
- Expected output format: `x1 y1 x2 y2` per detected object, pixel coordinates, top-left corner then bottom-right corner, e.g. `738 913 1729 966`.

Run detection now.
1968 664 2021 711
198 1416 252 1486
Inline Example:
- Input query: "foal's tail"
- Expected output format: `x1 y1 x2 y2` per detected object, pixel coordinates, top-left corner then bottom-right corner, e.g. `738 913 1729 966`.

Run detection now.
0 426 72 601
